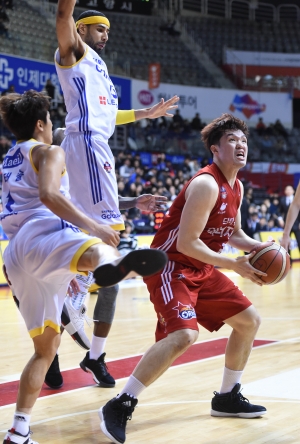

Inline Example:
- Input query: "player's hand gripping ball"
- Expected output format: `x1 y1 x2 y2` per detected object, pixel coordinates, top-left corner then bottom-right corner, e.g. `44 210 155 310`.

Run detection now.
249 241 290 285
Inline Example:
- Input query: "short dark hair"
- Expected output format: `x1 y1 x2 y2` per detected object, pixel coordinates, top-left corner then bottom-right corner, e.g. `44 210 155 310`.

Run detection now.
76 10 107 21
201 113 249 154
0 89 50 140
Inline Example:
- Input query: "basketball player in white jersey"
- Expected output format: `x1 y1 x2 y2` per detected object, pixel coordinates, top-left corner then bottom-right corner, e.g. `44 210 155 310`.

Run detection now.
44 129 167 390
0 90 167 444
54 0 179 388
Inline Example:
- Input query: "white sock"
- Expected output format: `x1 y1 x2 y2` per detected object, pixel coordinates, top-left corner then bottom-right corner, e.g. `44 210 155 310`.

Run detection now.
12 411 30 436
117 375 146 399
89 335 107 360
220 367 243 394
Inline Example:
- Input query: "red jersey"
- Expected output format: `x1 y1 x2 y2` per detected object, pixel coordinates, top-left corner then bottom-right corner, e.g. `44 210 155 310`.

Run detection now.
151 163 241 269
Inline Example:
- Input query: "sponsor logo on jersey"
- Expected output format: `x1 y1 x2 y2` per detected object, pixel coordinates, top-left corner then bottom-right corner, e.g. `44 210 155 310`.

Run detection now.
15 169 24 182
3 148 24 169
218 202 228 214
172 302 196 320
220 186 227 199
99 95 117 106
223 217 235 225
207 226 234 238
177 273 186 280
104 161 112 173
101 209 122 220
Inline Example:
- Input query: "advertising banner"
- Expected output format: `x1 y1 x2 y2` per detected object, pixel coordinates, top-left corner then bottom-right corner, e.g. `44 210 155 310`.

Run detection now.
224 49 300 68
0 53 132 109
0 53 60 95
131 79 292 127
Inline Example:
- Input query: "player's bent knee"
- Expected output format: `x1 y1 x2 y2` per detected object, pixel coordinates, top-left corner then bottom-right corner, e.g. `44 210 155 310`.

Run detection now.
77 244 119 271
169 328 199 350
33 327 61 359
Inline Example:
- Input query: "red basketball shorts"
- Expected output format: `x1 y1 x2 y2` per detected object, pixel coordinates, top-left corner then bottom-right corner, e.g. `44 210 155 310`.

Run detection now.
144 261 252 342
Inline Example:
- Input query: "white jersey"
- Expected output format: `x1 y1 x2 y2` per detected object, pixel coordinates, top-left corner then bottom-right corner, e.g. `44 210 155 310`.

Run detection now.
55 44 118 140
0 139 70 239
54 44 124 230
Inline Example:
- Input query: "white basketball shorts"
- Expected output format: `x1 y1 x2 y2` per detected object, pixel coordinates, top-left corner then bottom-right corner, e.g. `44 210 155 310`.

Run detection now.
4 216 101 338
62 133 125 230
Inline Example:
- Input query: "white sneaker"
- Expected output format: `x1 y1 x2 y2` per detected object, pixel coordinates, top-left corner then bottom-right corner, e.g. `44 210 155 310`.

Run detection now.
3 428 38 444
70 272 95 309
61 297 91 350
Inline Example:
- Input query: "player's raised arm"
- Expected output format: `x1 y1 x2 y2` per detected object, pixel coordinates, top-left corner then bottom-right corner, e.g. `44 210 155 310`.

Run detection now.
56 0 85 64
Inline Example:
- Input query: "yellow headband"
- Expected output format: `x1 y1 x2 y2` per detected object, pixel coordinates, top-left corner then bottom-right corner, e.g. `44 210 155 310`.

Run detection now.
76 16 110 29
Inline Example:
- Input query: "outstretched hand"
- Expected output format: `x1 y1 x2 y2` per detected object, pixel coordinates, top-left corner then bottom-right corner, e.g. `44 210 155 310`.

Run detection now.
136 194 168 212
147 96 179 119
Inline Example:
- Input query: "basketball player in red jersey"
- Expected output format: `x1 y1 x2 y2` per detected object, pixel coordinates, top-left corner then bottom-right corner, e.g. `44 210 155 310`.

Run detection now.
100 114 268 444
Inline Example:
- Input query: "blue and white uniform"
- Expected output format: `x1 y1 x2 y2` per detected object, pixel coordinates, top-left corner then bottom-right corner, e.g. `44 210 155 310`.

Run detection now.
55 44 124 230
0 139 101 338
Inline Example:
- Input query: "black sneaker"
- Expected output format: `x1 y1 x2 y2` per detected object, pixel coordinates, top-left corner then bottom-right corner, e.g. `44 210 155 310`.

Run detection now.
99 393 138 444
79 351 115 387
93 249 168 287
211 383 267 418
44 354 63 389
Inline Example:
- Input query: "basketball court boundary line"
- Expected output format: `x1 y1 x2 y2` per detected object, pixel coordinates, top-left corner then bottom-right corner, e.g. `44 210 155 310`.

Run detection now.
2 398 300 432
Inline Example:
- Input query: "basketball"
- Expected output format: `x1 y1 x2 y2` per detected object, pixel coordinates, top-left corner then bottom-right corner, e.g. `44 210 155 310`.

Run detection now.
249 241 290 285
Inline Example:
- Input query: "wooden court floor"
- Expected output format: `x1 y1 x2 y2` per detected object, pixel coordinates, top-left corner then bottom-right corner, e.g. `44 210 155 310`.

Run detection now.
1 266 300 443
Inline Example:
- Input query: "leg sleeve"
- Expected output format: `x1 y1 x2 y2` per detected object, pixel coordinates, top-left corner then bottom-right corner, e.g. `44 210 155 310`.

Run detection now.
93 284 119 324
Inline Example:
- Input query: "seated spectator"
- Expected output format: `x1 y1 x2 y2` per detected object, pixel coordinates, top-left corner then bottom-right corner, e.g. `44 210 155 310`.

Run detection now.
269 197 280 215
168 185 177 203
117 180 126 196
117 221 138 256
245 210 261 238
1 84 14 96
172 109 184 130
258 217 268 231
267 217 283 232
256 117 266 136
275 138 289 156
119 158 134 179
273 119 288 139
188 158 201 176
181 157 192 179
260 134 274 152
132 210 153 234
44 79 55 104
191 113 204 131
258 203 270 221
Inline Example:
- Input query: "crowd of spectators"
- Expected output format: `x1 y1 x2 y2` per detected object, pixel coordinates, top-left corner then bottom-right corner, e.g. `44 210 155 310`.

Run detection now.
0 88 299 240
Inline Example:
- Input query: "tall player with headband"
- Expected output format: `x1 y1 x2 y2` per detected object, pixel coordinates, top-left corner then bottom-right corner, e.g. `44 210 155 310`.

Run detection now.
52 0 179 390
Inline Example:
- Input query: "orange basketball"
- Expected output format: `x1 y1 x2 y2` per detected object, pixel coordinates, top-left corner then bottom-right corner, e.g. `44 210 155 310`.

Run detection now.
249 241 290 285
